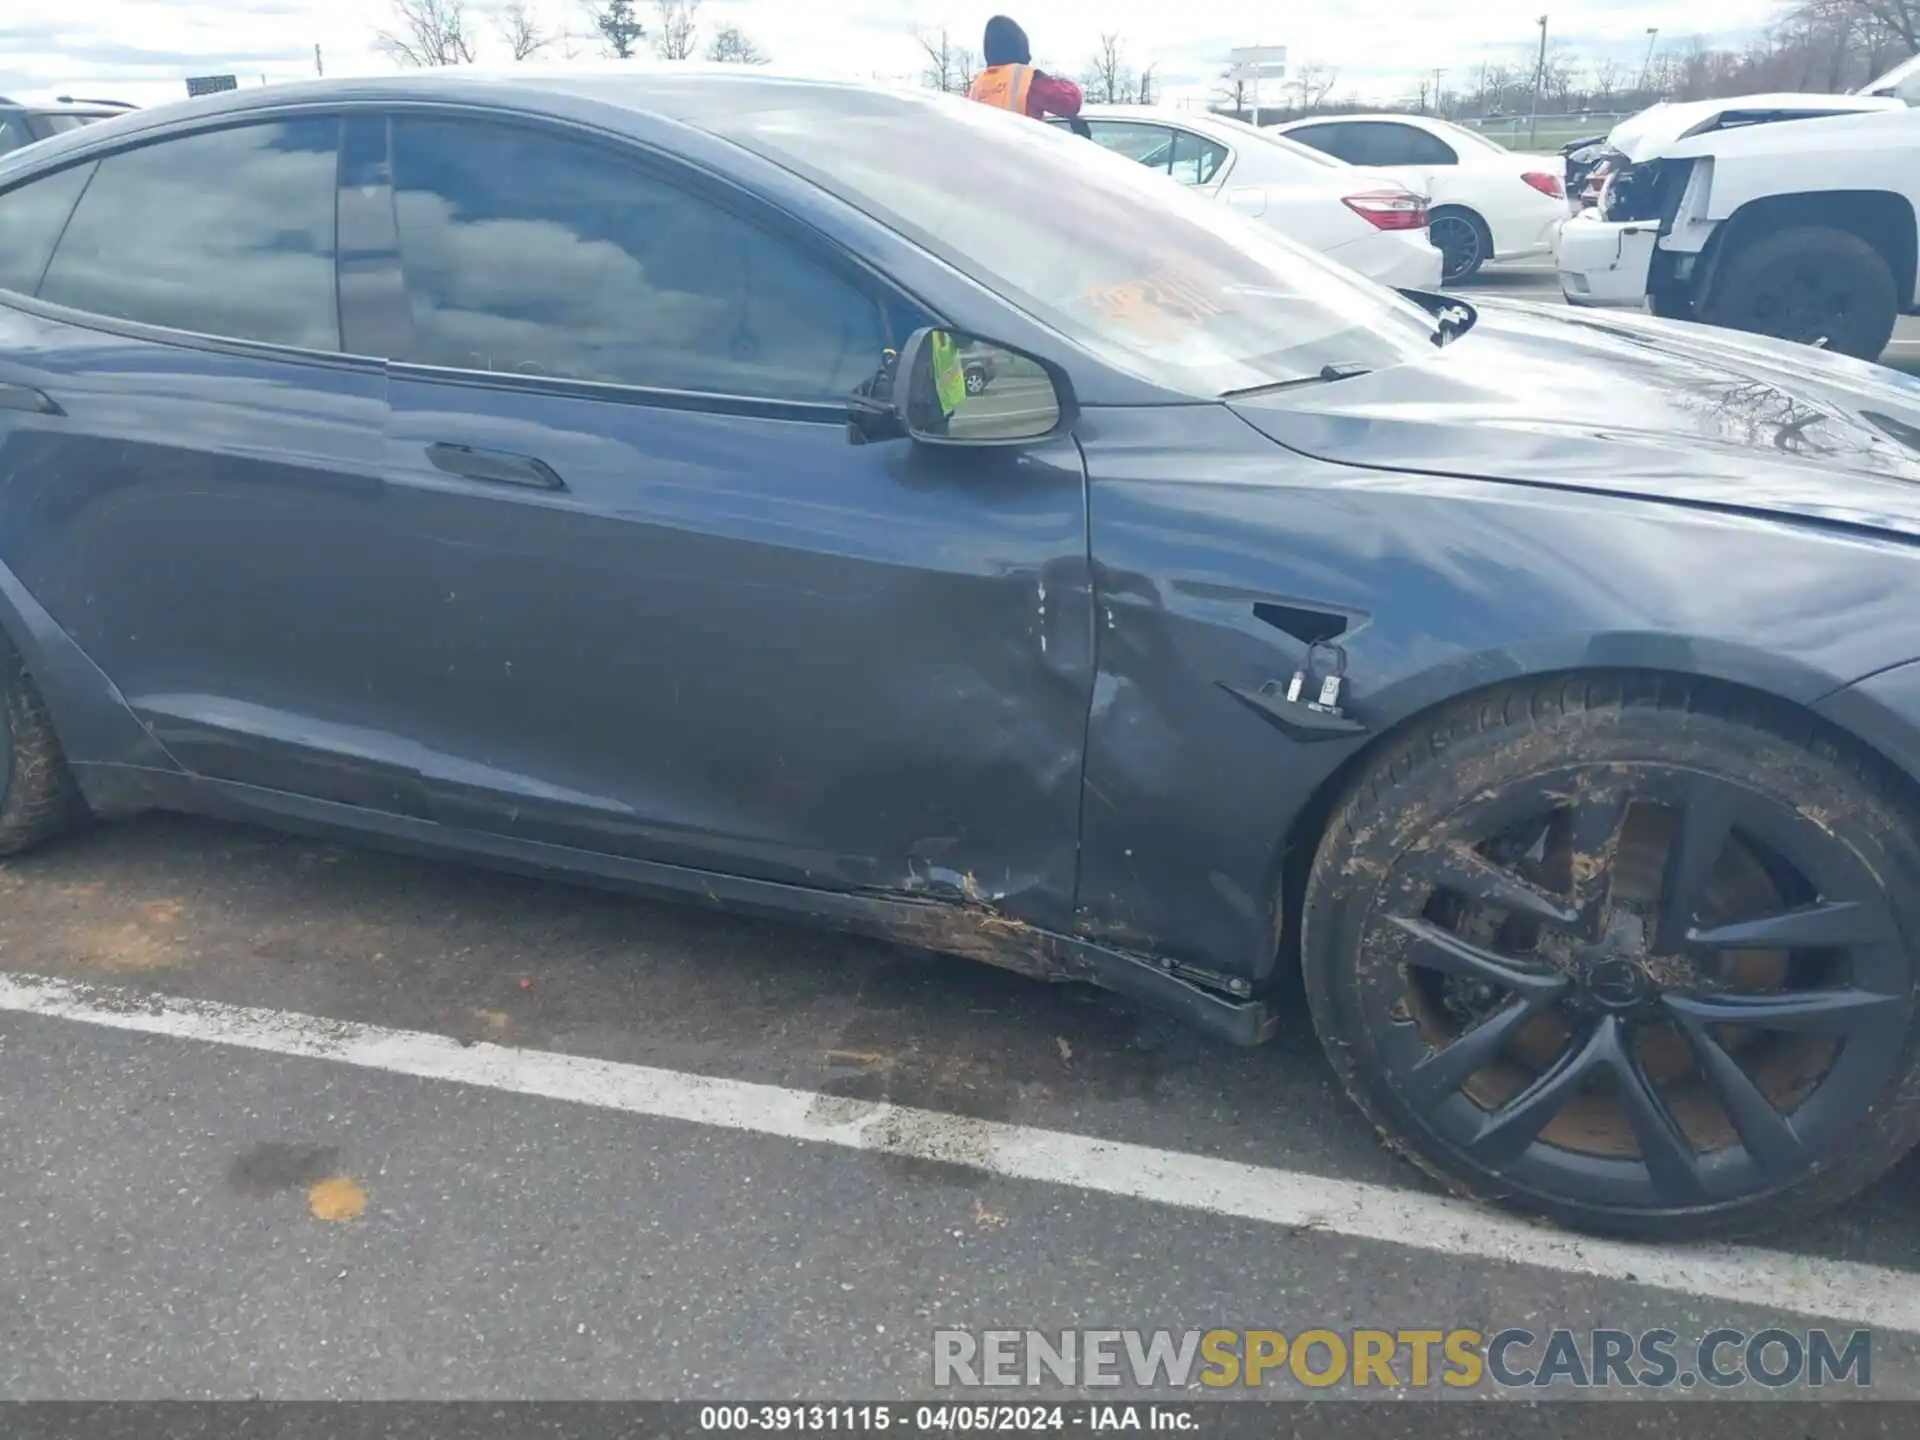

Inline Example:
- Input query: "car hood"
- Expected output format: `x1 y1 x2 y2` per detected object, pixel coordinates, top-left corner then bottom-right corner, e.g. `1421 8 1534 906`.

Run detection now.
1227 298 1920 540
1606 93 1903 162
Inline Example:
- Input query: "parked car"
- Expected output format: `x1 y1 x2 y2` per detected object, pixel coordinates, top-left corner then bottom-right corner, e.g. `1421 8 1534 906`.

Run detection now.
1556 103 1918 359
10 71 1920 1243
960 341 996 395
1559 134 1609 213
1056 106 1441 290
0 95 132 159
1271 112 1566 281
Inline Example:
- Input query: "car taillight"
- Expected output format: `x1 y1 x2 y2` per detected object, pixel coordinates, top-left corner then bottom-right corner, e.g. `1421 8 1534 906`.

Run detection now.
1342 189 1429 231
1522 170 1565 199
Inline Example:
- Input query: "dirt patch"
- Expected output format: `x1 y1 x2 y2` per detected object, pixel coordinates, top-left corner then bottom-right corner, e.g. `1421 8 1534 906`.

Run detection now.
70 899 187 972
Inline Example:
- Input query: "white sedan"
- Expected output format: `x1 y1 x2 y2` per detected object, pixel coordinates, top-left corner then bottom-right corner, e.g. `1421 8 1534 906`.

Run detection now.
1271 112 1567 282
1054 106 1443 290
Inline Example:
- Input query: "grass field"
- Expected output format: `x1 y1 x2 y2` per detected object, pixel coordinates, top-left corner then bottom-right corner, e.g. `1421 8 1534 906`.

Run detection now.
1468 115 1631 151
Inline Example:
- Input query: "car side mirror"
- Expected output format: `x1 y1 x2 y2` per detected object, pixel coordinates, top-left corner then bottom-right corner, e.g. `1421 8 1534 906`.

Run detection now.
890 328 1071 446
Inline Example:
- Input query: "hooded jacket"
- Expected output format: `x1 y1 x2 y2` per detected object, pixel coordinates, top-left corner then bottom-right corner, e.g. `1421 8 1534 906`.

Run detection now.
969 15 1085 127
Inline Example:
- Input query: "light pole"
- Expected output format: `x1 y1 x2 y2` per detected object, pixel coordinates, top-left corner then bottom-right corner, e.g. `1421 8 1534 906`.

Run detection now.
1640 27 1659 94
1432 67 1446 116
1528 14 1548 147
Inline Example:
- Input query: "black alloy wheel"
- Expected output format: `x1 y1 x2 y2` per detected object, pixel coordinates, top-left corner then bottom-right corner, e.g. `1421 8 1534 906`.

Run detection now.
1699 227 1898 363
1430 210 1488 285
1303 677 1920 1240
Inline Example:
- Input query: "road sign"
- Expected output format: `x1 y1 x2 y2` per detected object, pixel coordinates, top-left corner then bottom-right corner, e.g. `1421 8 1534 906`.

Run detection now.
185 74 238 97
1227 44 1286 81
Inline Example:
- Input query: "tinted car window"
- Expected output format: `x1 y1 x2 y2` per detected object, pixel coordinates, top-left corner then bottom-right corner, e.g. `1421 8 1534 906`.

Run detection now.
1284 122 1364 163
1354 123 1459 166
390 116 887 402
1168 131 1229 186
0 161 95 293
38 118 341 350
1087 121 1176 166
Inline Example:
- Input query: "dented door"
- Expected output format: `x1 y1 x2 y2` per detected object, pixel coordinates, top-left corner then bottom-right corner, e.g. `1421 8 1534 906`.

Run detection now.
384 374 1096 931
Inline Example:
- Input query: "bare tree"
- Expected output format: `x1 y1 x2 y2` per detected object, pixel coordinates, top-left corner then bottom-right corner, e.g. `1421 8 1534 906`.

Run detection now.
1285 61 1339 111
914 26 967 93
1541 51 1581 108
587 0 644 57
376 0 478 65
494 0 554 59
1853 0 1920 51
1588 56 1622 104
652 0 699 59
1087 32 1136 104
705 23 768 63
1137 62 1155 105
1213 73 1248 113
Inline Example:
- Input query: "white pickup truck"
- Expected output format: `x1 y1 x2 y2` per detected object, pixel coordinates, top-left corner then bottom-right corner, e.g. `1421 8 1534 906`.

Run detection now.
1556 79 1920 360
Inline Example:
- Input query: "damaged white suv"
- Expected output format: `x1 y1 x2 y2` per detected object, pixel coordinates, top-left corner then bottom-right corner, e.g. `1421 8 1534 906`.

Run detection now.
1556 80 1918 360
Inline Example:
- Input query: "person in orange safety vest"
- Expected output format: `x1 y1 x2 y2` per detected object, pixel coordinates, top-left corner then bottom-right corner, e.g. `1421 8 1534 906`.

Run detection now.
966 16 1089 136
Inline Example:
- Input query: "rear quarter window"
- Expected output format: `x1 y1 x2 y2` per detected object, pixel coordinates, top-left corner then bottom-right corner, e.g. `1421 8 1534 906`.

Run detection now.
0 161 97 295
36 118 342 351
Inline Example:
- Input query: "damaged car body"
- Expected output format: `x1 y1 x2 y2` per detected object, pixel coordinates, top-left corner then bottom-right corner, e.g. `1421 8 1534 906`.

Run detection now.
1556 97 1919 359
9 73 1920 1241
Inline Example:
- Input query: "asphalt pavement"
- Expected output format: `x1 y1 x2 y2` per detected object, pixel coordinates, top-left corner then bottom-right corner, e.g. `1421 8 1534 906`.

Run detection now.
5 266 1920 1414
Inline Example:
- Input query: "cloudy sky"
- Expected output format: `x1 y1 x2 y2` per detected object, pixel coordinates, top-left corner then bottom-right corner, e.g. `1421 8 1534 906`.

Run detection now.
5 0 1782 109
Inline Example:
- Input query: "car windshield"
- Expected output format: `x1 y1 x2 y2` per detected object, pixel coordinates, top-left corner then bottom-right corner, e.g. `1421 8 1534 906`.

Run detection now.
33 114 100 135
699 88 1438 396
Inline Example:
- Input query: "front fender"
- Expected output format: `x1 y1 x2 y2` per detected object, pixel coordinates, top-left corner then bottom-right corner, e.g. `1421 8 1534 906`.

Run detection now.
1073 404 1920 983
1813 656 1920 789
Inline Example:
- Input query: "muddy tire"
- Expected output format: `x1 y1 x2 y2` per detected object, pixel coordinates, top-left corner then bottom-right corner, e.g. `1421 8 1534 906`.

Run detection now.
1698 226 1898 362
0 641 82 855
1301 673 1920 1241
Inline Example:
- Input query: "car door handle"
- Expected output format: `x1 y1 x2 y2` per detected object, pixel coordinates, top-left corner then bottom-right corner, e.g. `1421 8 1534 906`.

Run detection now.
425 442 565 491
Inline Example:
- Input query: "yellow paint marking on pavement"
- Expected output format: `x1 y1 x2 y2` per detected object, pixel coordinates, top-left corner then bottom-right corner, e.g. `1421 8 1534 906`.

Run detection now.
309 1175 366 1221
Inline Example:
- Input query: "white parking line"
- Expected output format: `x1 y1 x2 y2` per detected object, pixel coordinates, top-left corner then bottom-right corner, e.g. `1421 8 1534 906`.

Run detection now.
2 968 1915 1333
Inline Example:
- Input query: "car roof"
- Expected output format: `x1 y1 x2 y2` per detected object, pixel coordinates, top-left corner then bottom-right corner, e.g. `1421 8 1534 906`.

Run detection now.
1277 112 1460 133
0 99 127 117
1073 104 1358 164
0 66 960 179
60 65 908 129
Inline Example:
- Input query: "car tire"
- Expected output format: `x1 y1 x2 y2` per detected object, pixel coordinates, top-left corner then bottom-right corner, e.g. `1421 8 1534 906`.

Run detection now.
0 640 82 856
1430 207 1492 285
1300 673 1920 1241
1647 290 1694 322
1698 226 1898 362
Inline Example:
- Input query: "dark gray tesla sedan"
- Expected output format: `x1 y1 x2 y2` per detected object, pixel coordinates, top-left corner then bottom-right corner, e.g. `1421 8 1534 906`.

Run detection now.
4 68 1920 1242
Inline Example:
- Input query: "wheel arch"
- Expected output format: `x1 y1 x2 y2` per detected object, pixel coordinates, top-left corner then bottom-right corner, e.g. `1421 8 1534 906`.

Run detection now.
0 553 177 782
1426 204 1492 276
1698 189 1917 312
1268 646 1920 987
